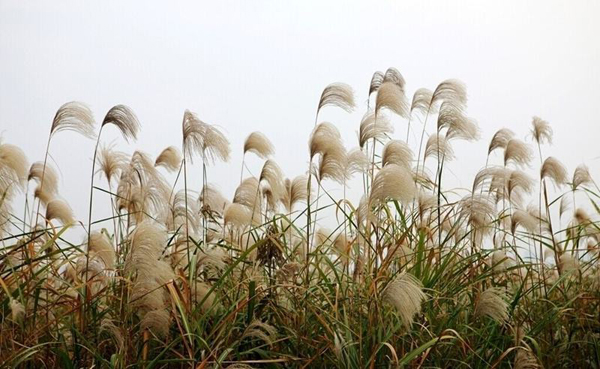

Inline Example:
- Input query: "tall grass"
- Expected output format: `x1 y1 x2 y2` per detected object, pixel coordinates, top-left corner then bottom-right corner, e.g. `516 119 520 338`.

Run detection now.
1 69 599 368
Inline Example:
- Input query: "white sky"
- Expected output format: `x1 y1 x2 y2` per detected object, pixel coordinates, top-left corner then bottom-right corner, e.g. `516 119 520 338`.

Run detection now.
1 1 599 235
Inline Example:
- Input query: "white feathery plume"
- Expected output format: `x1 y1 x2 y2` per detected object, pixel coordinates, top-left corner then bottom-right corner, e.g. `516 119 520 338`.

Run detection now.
531 116 552 145
369 164 416 206
344 147 370 178
51 101 96 139
488 128 515 154
572 164 592 189
155 146 182 172
383 272 426 328
243 132 275 159
96 144 128 184
316 148 347 185
126 221 174 337
0 142 28 185
309 122 343 159
182 110 230 163
475 287 509 323
425 134 454 161
383 67 406 90
102 105 141 142
317 82 356 114
382 140 413 168
541 157 567 188
375 81 409 118
224 203 257 232
358 112 393 149
281 175 308 213
260 160 285 200
511 209 538 234
410 88 435 117
45 199 75 225
234 177 262 209
200 184 230 216
504 139 532 168
507 170 534 203
431 79 467 109
368 71 384 97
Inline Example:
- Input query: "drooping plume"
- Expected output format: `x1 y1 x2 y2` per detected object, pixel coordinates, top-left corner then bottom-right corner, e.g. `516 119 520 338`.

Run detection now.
368 71 384 97
382 140 413 168
102 105 141 142
474 287 509 323
531 116 552 145
430 79 467 109
383 272 426 328
182 110 230 163
51 101 96 139
243 132 275 159
375 81 409 118
358 112 393 149
383 67 406 90
260 160 285 200
29 161 59 204
281 175 309 213
504 139 532 168
45 199 75 225
425 134 455 161
309 122 343 159
572 164 593 189
317 82 356 114
410 88 435 116
541 157 567 188
200 184 230 216
488 128 515 154
126 221 174 337
155 146 182 172
96 144 128 184
369 164 416 206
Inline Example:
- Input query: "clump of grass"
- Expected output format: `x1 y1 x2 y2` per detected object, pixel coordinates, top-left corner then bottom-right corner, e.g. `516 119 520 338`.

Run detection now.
1 69 599 368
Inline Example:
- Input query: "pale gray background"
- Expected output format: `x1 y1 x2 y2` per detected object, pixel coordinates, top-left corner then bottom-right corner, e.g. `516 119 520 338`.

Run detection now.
1 1 599 236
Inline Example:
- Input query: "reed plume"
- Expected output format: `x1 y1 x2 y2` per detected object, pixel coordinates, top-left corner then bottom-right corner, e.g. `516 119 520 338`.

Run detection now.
96 144 128 184
243 131 275 159
488 128 515 154
200 184 230 216
102 105 141 142
504 139 532 167
531 116 552 145
182 110 231 163
45 199 75 225
383 272 426 328
540 157 567 188
572 164 592 189
368 70 384 97
126 221 174 337
50 101 96 139
375 82 409 118
382 140 413 168
317 82 356 114
358 112 393 149
260 160 285 200
155 146 182 172
475 287 509 323
425 134 454 161
281 175 308 213
369 164 416 206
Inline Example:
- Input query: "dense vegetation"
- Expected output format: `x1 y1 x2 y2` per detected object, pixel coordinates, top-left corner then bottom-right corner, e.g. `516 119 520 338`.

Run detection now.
1 68 599 368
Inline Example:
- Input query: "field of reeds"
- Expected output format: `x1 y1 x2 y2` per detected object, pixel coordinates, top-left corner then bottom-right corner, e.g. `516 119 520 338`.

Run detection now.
1 68 599 368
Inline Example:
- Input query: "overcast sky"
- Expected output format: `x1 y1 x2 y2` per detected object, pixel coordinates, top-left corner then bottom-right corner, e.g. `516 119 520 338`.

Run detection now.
1 1 599 233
